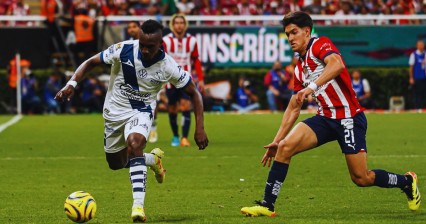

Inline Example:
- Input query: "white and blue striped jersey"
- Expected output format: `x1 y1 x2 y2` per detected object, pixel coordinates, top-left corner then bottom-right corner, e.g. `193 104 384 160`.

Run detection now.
100 39 191 121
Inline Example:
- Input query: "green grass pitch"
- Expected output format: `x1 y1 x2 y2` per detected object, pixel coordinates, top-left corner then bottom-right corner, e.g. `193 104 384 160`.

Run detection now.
0 113 425 224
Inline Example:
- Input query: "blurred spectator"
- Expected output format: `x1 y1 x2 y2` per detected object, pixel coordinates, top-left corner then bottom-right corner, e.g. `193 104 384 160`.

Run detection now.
199 1 218 25
160 0 177 15
116 2 131 15
264 61 292 112
6 0 31 26
7 58 31 113
417 3 426 24
127 20 140 40
408 39 426 110
44 72 63 113
231 76 260 113
72 9 96 65
376 5 391 25
87 0 101 18
80 75 106 113
41 0 63 55
356 5 375 25
100 0 119 16
288 0 302 12
177 0 195 15
304 0 325 15
21 66 42 114
334 0 355 25
352 0 364 14
351 69 373 109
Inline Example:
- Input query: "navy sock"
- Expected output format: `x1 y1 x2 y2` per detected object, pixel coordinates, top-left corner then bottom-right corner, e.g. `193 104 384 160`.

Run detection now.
372 169 409 189
263 161 289 210
168 113 178 137
182 111 191 138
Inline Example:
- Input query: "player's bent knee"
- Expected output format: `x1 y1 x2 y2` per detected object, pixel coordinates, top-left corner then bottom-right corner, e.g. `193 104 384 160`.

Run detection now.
108 163 124 170
107 160 126 170
276 140 295 160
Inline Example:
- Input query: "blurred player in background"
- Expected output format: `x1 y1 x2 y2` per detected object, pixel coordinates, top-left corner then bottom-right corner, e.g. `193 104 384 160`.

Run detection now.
127 21 141 40
55 20 208 222
163 14 204 147
127 20 160 143
241 11 421 217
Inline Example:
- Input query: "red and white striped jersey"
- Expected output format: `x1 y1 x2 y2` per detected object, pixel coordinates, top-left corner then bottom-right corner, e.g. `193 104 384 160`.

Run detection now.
294 37 362 119
162 33 199 76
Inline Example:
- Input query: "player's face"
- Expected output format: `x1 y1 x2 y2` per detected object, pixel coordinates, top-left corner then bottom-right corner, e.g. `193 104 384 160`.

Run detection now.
127 22 140 39
172 17 186 35
284 24 310 54
417 41 425 51
139 31 162 60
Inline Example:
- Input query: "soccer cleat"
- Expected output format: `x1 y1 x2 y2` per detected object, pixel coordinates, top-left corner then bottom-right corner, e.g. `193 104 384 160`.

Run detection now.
171 136 180 147
180 137 190 147
241 201 276 217
403 171 421 211
148 129 158 143
131 205 146 223
149 148 166 183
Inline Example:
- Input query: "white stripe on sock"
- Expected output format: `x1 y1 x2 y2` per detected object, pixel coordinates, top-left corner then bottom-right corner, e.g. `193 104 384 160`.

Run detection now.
129 157 147 207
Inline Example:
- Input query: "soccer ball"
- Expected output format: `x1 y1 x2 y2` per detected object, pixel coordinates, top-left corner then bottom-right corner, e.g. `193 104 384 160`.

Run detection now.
64 191 97 223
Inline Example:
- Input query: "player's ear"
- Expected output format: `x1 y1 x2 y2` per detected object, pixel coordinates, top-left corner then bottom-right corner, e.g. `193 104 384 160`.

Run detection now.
305 27 310 37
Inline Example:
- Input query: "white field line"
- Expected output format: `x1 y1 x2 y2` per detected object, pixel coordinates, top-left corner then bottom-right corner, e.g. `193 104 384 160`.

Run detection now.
0 115 22 133
1 154 425 161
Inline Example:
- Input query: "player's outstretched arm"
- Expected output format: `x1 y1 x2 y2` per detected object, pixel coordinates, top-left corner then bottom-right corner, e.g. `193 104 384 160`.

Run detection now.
184 81 209 150
261 95 303 167
55 53 102 102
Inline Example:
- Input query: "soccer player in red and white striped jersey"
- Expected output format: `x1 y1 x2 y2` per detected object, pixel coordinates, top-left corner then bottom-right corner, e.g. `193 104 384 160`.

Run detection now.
241 11 421 217
162 14 204 147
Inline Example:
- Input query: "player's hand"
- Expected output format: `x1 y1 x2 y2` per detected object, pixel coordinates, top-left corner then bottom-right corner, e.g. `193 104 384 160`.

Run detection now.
261 148 277 167
54 85 75 102
194 128 209 150
296 87 314 104
262 142 278 167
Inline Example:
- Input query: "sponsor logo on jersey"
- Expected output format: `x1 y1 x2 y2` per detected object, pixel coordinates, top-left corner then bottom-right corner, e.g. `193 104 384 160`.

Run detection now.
137 69 148 79
119 84 151 101
115 43 122 50
108 46 114 54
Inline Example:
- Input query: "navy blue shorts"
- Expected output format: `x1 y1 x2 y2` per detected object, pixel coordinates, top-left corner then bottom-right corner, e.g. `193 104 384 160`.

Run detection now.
166 87 190 105
302 112 367 154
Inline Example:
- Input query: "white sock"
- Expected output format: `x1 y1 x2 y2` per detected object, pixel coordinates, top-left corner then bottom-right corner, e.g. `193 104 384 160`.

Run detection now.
143 153 155 166
129 157 147 207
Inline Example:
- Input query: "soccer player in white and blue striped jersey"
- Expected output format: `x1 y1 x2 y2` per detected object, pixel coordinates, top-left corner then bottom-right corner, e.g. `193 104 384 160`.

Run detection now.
55 20 209 223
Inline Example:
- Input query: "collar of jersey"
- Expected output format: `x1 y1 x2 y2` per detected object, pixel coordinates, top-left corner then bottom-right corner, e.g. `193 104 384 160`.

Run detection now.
138 46 166 68
300 37 317 59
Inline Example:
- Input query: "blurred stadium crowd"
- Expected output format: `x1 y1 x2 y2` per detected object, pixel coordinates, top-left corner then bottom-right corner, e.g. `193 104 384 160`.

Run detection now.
1 0 426 26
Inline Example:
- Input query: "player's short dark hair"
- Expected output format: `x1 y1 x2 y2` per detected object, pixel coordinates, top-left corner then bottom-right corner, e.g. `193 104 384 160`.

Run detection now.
282 11 313 32
128 21 140 27
141 20 163 34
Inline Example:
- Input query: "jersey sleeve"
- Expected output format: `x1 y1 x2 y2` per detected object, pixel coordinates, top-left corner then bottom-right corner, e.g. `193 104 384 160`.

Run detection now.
408 53 415 66
311 37 340 61
293 63 304 93
100 42 123 64
165 56 192 89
